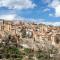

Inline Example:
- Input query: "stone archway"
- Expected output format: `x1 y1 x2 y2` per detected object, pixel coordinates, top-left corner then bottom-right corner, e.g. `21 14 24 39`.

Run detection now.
51 33 60 47
54 34 60 44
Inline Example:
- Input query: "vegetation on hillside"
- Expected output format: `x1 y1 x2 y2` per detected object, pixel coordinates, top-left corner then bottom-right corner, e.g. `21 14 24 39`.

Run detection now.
0 34 60 60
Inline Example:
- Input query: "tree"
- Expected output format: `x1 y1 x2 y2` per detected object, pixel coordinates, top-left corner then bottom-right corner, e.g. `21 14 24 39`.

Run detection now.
0 34 23 60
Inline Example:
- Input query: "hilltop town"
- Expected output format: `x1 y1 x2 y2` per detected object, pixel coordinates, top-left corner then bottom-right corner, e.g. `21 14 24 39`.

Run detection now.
0 20 60 60
0 20 60 48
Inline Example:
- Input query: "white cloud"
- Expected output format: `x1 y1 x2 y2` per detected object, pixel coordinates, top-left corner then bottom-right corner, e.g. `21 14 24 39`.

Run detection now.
17 16 45 23
0 13 45 23
42 0 51 4
41 22 60 26
53 22 60 26
49 14 54 16
0 14 16 20
0 0 36 9
48 0 60 17
0 14 60 26
43 8 50 12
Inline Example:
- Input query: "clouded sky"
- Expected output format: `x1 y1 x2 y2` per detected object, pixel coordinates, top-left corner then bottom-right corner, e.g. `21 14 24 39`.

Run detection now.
0 0 60 23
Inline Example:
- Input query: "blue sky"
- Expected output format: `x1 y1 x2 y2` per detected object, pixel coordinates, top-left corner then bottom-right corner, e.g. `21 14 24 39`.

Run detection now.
0 0 60 23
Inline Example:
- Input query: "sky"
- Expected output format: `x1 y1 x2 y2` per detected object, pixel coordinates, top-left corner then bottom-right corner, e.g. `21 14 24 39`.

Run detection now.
0 0 60 25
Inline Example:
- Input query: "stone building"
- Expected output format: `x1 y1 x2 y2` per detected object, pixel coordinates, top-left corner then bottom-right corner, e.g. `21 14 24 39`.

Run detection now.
3 21 12 32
